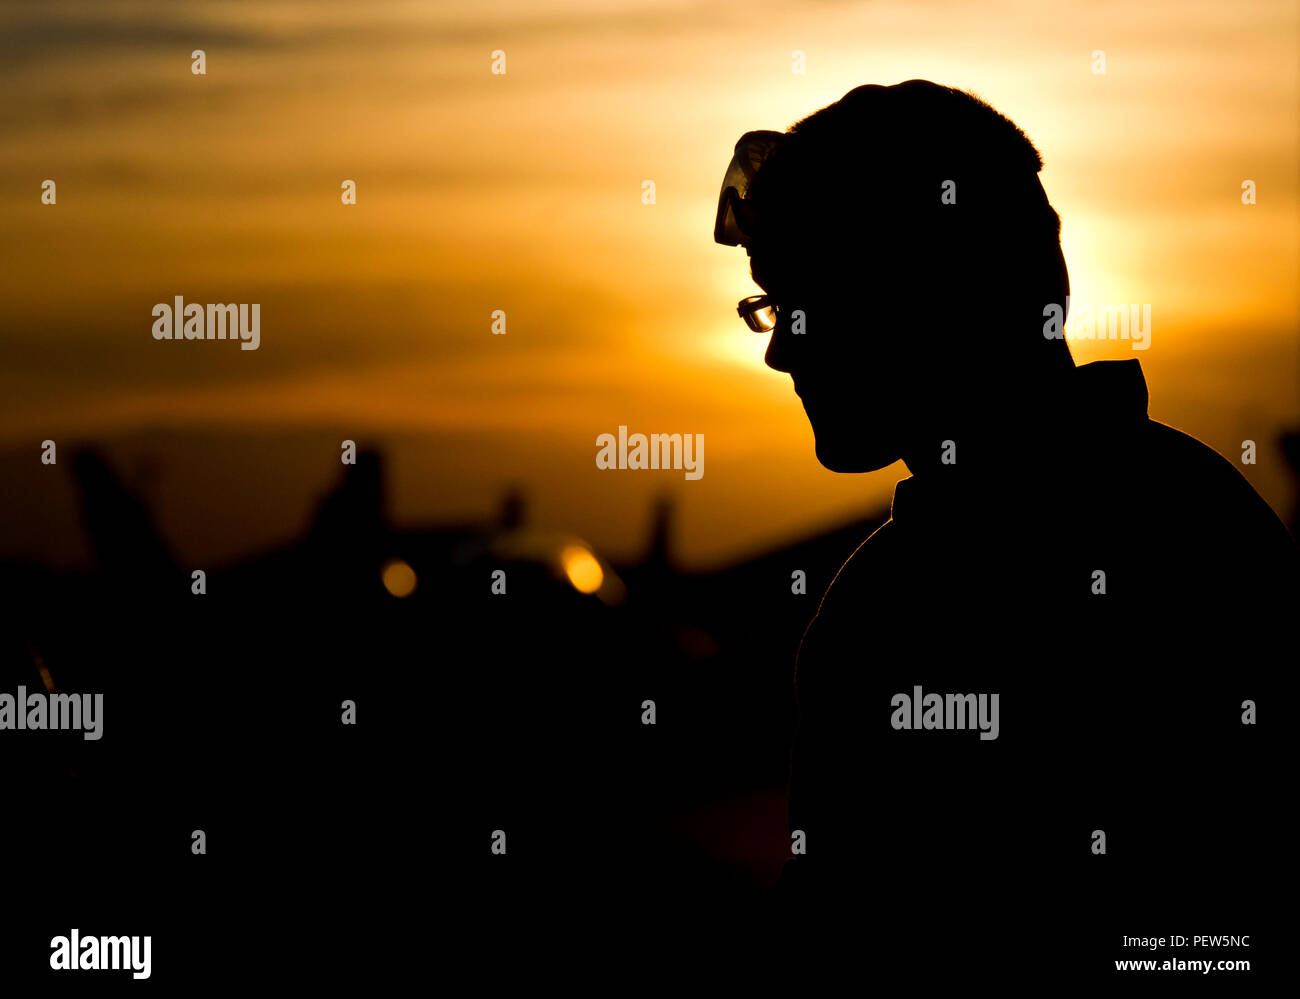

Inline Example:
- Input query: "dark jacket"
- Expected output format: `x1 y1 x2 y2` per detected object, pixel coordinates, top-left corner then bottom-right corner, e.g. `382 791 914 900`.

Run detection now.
780 359 1296 966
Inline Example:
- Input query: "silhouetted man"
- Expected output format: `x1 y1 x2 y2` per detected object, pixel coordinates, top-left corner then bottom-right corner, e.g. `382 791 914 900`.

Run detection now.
715 81 1295 977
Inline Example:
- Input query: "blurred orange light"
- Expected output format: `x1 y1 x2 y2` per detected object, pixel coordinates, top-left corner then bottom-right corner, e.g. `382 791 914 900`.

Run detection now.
560 545 603 595
381 558 417 598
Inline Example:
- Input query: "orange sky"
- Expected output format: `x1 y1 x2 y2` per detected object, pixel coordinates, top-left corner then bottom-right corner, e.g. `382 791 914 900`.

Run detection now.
1 0 1297 568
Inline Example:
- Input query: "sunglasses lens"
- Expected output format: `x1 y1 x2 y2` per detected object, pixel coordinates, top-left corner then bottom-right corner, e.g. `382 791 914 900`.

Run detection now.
750 305 776 332
739 297 776 332
714 130 785 246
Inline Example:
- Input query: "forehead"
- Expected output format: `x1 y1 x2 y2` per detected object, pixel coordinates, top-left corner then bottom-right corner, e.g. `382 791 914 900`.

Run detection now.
746 246 773 289
747 243 795 292
748 227 912 293
747 242 831 296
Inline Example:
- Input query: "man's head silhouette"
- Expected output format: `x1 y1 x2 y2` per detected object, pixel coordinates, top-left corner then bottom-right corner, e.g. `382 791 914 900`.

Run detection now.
717 80 1073 473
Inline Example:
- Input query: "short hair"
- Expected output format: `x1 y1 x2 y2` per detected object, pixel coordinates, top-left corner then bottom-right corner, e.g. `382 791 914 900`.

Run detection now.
747 80 1063 294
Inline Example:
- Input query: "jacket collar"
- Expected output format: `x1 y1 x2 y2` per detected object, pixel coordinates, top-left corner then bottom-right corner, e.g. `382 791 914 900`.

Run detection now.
890 359 1150 526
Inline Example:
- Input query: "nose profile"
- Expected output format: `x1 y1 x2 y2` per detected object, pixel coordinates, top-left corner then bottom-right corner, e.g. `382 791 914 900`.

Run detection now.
764 321 794 373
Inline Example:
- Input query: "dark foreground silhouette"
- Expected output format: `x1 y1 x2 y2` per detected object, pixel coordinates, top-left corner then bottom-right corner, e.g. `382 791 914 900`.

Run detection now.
718 81 1297 981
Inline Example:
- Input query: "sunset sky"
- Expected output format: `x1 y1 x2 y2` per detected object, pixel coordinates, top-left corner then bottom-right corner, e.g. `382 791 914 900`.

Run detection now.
2 0 1297 569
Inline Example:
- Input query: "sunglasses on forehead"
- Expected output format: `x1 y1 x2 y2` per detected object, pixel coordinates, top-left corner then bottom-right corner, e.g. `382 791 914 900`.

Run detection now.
713 129 786 248
715 130 787 334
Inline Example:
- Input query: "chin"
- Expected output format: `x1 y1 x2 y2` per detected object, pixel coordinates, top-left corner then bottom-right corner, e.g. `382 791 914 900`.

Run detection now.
813 435 897 473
